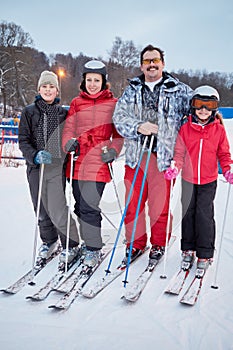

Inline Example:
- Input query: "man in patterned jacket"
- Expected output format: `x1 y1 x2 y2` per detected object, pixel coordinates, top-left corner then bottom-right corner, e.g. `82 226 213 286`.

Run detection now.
113 44 192 263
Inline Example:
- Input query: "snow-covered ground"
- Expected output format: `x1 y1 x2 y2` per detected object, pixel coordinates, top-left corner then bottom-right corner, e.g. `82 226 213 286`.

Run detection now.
0 120 233 350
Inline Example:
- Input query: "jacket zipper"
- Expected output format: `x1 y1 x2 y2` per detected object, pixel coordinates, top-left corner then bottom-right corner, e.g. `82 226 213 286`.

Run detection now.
197 126 204 184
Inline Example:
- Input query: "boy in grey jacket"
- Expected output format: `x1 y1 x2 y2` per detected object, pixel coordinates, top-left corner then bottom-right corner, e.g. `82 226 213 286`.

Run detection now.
19 71 80 266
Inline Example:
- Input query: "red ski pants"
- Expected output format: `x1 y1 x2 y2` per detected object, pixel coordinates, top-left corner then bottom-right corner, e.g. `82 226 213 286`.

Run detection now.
124 153 173 250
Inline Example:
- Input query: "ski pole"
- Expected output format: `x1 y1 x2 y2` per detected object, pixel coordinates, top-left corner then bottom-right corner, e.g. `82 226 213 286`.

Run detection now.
109 163 123 215
101 211 119 231
29 163 45 285
29 117 48 282
102 146 123 215
105 136 149 275
123 135 155 287
160 162 176 279
211 165 233 289
64 151 75 274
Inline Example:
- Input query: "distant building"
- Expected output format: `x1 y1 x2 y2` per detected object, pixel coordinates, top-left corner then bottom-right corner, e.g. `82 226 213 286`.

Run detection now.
219 107 233 119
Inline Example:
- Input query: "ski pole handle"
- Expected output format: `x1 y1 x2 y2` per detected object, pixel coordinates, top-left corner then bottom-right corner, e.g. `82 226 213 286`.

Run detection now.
102 146 108 154
171 160 176 169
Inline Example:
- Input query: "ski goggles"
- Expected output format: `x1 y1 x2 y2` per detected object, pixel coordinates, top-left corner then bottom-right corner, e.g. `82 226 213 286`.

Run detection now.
192 98 218 111
142 57 161 65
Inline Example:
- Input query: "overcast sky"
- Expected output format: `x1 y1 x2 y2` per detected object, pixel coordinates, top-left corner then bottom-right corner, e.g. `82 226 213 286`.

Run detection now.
1 0 233 74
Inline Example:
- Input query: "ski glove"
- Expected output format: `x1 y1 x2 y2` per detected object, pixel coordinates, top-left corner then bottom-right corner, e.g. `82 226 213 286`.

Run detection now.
101 148 117 163
65 138 80 155
224 170 233 184
164 166 179 180
34 150 52 165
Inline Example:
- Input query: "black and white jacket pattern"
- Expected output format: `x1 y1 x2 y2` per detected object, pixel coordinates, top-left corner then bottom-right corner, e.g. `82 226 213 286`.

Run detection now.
113 72 192 171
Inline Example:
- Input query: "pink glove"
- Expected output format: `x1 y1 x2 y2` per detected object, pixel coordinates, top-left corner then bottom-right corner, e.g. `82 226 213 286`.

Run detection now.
224 170 233 184
164 166 179 180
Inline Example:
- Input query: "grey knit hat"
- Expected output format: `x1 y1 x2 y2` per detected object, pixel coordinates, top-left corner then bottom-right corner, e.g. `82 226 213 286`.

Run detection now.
83 60 107 77
37 70 59 90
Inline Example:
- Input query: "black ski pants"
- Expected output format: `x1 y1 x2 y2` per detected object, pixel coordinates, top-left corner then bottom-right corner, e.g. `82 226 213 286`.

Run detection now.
72 180 106 250
181 179 217 259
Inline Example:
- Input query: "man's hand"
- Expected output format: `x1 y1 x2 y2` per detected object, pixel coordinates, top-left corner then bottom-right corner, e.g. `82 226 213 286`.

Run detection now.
137 121 158 135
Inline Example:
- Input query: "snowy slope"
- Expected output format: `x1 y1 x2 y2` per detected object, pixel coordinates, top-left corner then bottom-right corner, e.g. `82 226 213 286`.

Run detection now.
0 120 232 350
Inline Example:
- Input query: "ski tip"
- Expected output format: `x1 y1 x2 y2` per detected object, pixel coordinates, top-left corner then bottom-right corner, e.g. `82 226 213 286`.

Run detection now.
164 290 180 295
25 296 41 301
180 300 195 306
48 305 66 310
123 295 139 303
0 289 15 294
121 295 130 302
82 291 95 298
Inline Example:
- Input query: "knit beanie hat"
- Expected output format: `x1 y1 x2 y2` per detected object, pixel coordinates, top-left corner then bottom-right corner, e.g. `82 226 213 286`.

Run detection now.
83 60 107 77
37 70 59 90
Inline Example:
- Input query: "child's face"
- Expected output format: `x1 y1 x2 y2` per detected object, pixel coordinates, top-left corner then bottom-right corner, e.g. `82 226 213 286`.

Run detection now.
195 107 212 124
85 73 103 95
38 84 58 104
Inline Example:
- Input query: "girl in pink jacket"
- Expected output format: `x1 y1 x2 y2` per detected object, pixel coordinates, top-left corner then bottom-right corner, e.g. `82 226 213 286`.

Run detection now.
165 86 232 270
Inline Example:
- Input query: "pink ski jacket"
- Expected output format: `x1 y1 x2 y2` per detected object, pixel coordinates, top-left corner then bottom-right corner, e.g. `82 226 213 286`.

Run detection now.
174 115 231 185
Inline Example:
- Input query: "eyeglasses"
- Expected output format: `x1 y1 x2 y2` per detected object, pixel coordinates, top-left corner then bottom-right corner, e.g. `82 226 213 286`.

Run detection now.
192 98 218 111
142 57 161 65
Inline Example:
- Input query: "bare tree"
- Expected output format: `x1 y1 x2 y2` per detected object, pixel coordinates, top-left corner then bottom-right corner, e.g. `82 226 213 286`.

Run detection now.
0 21 37 112
0 21 33 47
108 36 139 67
108 37 140 96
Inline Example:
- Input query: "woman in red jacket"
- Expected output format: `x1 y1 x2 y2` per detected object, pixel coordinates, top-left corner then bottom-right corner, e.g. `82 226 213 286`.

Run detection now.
165 86 233 271
62 60 123 267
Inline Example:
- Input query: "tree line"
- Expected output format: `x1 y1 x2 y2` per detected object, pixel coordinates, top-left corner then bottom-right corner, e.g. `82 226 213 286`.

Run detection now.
0 21 232 116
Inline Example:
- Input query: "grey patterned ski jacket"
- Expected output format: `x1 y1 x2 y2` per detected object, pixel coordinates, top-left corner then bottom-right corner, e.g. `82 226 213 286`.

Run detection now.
113 72 192 171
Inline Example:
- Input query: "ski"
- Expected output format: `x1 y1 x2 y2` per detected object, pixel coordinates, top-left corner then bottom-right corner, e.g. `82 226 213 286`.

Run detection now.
81 246 149 299
0 246 62 294
180 267 208 306
164 261 193 295
122 236 176 302
48 247 111 310
52 264 84 293
26 252 82 301
52 245 113 294
122 260 160 302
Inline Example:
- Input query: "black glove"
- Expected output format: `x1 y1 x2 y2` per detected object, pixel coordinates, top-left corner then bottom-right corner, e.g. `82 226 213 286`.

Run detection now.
140 134 157 152
101 148 117 163
65 138 80 155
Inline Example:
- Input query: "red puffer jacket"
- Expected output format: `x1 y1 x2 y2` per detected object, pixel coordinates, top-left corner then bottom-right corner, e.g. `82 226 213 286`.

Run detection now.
62 89 123 182
174 115 231 185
